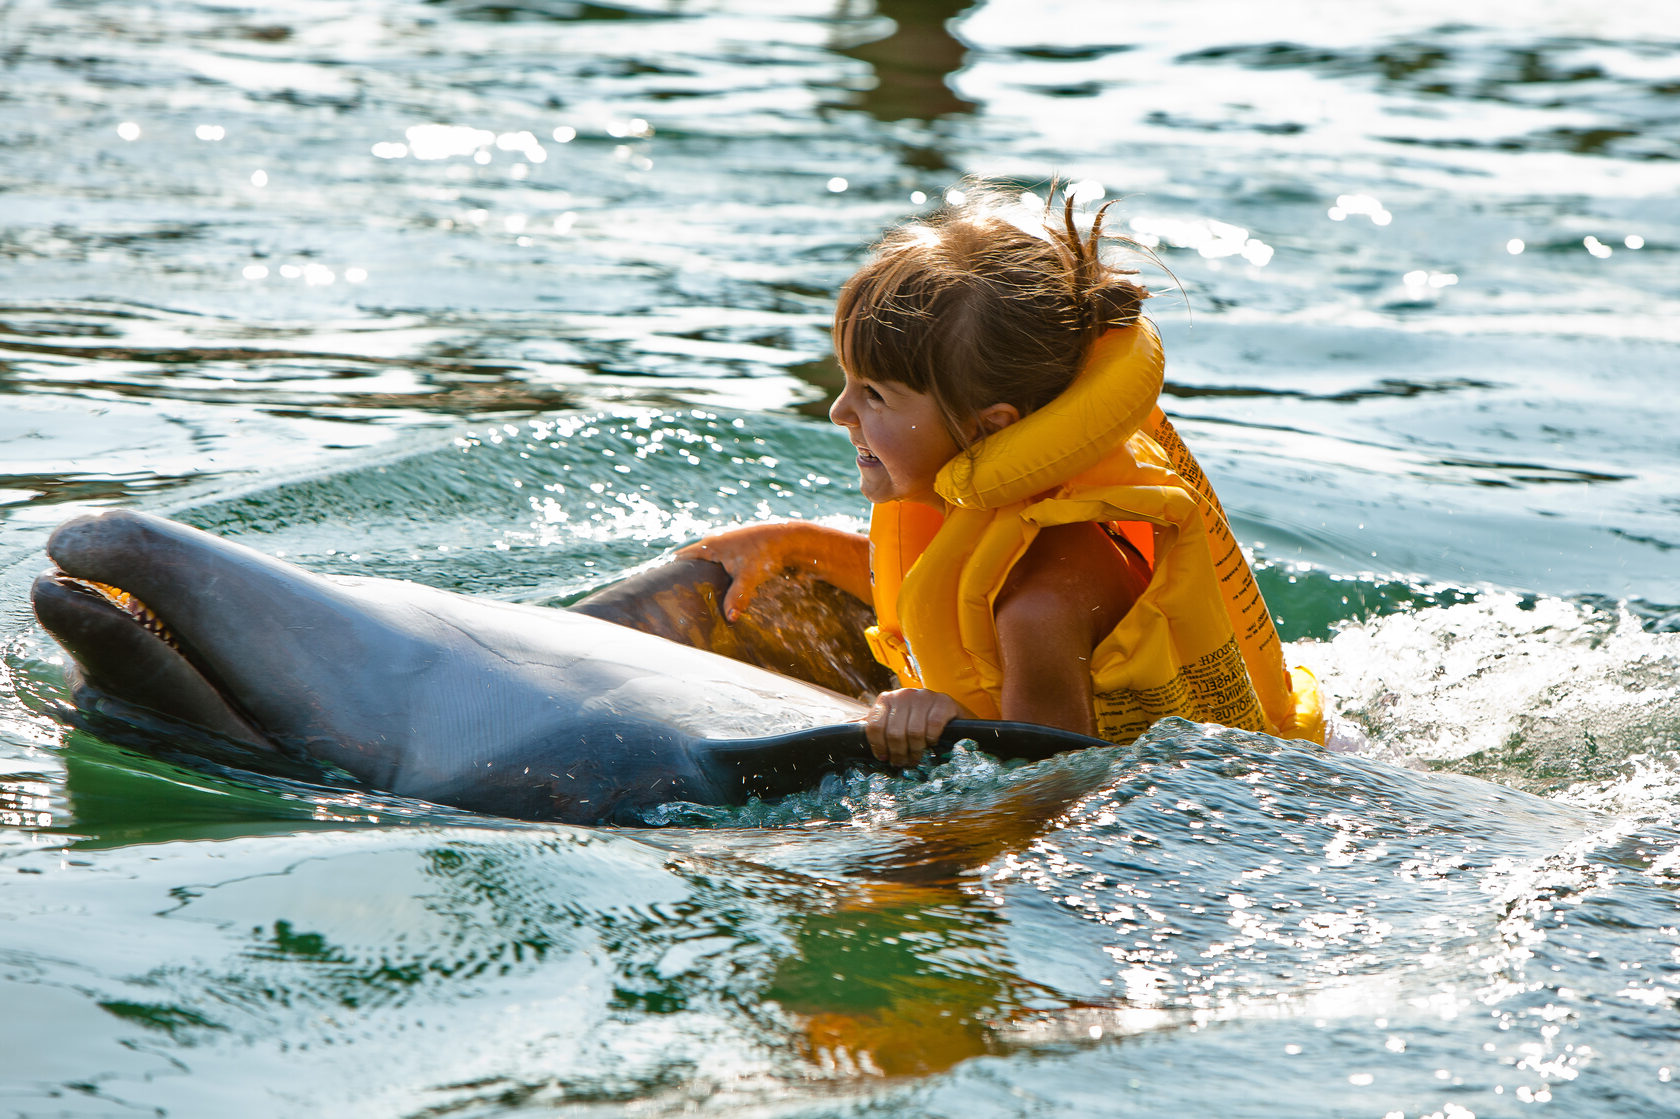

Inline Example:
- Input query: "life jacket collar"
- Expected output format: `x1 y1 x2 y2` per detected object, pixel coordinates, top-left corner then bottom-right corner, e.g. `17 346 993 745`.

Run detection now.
935 318 1165 511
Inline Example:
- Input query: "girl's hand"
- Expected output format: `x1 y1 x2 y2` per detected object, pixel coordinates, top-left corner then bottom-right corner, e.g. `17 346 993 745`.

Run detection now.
676 522 870 621
676 524 795 621
863 688 970 767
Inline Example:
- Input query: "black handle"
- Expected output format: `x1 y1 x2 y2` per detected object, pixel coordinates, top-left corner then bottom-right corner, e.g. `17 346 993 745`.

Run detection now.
697 718 1108 803
938 718 1106 761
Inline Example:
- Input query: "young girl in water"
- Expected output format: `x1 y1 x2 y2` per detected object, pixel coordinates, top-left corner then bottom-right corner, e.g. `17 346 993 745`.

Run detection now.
682 185 1324 764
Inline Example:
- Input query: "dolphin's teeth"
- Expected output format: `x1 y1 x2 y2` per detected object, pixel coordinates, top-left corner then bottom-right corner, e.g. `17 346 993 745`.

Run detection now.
68 578 180 650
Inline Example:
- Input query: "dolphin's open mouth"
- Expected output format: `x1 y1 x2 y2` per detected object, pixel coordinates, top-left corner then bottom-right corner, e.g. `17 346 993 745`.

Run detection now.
34 548 270 749
50 572 181 651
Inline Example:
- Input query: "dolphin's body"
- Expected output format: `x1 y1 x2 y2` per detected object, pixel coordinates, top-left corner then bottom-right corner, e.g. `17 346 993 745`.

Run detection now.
31 511 1089 823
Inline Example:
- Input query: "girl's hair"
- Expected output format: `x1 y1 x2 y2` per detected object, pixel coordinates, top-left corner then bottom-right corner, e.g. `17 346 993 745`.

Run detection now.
834 183 1149 448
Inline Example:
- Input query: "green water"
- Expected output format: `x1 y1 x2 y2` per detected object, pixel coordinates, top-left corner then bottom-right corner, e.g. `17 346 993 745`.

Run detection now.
3 0 1678 1115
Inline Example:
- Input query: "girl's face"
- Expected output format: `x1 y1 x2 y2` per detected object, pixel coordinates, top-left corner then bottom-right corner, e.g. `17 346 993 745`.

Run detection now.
829 370 961 507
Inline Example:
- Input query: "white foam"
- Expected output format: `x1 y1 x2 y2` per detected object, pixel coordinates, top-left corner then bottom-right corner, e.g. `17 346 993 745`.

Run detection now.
1297 594 1680 807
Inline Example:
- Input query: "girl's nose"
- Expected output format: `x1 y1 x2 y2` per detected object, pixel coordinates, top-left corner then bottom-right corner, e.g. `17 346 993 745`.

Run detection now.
829 382 858 429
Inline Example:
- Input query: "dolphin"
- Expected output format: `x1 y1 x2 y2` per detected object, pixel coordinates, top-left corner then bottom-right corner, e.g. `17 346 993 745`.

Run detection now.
30 510 1094 824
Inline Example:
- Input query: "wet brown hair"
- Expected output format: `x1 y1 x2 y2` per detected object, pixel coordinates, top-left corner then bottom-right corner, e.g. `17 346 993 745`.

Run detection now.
833 183 1149 449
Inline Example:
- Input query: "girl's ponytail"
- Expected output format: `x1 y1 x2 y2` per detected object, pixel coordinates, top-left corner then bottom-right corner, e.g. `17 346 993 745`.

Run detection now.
1050 192 1147 338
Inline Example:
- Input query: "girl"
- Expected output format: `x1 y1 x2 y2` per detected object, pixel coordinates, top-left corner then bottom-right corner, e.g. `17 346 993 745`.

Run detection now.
681 186 1324 765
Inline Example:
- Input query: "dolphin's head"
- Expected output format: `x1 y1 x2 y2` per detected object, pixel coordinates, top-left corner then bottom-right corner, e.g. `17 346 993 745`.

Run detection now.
29 508 416 779
32 511 278 750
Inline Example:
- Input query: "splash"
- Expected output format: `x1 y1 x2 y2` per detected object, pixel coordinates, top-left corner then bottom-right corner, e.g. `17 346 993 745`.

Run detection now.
1307 592 1680 798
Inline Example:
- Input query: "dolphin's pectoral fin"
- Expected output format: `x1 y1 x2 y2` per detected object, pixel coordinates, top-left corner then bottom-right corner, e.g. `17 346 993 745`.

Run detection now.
695 719 1111 803
695 724 877 801
936 720 1110 763
571 557 894 700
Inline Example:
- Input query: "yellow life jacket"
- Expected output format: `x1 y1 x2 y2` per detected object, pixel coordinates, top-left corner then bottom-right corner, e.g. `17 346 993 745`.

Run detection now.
863 318 1326 746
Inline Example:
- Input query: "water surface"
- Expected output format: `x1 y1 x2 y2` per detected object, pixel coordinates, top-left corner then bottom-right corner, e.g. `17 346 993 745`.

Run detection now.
2 0 1678 1115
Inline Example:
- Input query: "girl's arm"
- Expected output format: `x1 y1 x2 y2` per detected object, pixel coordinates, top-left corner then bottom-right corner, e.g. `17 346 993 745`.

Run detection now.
676 521 871 621
994 521 1145 734
681 522 972 768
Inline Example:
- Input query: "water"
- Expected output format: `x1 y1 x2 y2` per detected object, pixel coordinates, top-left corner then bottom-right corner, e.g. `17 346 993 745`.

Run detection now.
2 0 1678 1114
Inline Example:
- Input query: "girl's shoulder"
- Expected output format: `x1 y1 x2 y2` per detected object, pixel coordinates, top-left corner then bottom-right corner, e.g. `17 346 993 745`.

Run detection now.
996 522 1148 647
